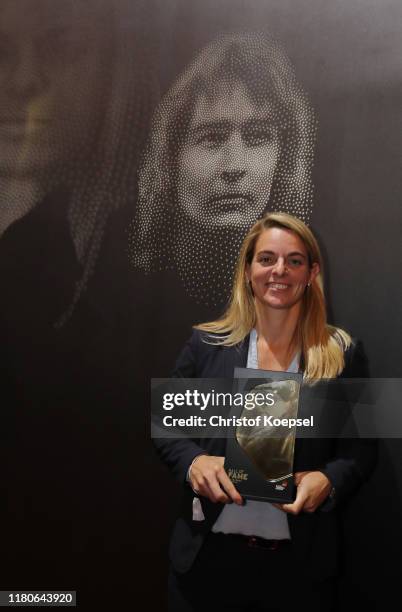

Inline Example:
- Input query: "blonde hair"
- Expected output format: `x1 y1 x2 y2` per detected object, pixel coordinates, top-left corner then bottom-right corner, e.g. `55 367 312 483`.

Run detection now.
196 212 351 379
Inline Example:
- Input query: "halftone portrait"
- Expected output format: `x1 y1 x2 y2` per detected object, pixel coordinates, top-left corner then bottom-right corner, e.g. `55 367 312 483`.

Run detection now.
130 33 316 305
0 0 147 324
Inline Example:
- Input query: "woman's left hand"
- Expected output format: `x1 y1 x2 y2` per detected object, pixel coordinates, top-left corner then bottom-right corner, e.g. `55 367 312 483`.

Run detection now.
274 471 332 515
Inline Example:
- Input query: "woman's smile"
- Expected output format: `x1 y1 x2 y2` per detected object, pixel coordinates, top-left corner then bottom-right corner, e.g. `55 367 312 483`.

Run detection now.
267 282 290 290
247 226 319 312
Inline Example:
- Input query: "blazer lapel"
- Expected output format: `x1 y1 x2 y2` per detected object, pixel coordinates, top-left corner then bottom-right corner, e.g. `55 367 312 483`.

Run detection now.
223 335 250 378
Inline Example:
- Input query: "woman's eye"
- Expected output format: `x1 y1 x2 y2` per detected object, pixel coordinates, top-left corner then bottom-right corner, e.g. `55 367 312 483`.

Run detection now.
196 129 228 149
243 122 276 147
259 255 276 265
288 258 303 267
243 128 275 147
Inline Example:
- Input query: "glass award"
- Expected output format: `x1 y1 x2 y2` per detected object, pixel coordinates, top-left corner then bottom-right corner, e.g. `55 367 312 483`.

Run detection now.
225 367 303 503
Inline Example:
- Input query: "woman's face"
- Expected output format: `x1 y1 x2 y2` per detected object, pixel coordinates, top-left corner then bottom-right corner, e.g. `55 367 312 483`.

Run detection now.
176 82 280 230
246 227 319 312
0 0 109 178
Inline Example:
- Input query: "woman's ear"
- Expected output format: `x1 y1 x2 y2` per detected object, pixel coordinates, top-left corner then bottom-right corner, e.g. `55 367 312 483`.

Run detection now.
245 264 251 284
309 262 320 284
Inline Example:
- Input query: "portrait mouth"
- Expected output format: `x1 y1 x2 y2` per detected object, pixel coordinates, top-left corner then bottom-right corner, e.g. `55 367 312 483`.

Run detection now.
208 192 254 212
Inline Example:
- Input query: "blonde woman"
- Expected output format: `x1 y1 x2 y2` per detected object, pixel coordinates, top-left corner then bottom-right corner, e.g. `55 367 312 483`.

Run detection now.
156 212 376 611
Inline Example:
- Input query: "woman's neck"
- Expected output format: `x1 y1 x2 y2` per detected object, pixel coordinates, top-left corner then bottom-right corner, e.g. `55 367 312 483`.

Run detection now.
254 302 301 370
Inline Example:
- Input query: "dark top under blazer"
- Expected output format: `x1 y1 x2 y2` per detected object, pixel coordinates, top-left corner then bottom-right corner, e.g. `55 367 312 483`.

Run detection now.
154 330 377 579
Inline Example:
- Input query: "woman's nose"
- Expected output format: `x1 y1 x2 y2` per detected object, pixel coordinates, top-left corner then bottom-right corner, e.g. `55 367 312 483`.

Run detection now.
220 168 246 184
272 257 286 275
219 131 247 184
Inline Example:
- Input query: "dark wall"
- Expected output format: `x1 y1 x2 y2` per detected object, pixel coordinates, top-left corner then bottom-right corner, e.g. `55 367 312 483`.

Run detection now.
0 1 401 610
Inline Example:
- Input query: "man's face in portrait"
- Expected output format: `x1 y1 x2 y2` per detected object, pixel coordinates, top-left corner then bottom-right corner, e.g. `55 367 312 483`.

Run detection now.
0 0 108 178
176 81 281 231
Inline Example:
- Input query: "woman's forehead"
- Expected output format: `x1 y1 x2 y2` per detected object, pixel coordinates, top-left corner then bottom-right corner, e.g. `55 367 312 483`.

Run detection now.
254 227 307 254
190 81 275 128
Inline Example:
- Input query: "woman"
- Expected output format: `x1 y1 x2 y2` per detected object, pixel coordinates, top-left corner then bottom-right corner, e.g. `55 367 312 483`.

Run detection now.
155 212 376 611
131 33 316 305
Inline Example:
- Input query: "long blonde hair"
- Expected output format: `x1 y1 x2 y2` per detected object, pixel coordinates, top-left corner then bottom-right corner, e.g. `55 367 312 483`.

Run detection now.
196 212 351 379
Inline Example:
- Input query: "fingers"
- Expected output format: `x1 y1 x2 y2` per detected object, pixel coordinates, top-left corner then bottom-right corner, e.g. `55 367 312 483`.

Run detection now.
280 488 307 515
217 469 243 505
204 468 231 504
190 455 243 505
294 471 310 486
278 472 332 515
273 475 308 515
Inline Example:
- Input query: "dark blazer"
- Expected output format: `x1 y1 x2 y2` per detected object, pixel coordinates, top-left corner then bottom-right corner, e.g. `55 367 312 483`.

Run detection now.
154 330 377 580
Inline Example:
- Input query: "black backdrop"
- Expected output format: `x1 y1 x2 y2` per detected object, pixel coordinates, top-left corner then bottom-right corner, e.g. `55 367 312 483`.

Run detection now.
0 1 401 610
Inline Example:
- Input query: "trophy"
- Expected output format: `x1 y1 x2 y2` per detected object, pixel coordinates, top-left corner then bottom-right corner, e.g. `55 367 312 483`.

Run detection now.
225 367 303 503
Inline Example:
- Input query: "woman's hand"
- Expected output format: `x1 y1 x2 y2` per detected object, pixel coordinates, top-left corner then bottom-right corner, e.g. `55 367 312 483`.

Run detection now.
189 455 243 505
275 471 332 515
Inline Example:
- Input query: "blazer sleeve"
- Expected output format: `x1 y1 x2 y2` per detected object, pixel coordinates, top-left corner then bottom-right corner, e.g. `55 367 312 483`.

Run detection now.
320 339 378 509
153 330 209 485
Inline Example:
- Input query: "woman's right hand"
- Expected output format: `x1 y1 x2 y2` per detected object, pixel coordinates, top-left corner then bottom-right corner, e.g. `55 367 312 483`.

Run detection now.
189 455 243 505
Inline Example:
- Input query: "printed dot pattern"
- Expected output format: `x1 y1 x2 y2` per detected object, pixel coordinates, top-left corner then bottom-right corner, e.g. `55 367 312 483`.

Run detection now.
0 0 149 323
130 33 316 305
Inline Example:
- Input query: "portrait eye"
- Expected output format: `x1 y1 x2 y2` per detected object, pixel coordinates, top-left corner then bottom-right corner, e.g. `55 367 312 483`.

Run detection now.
196 127 228 149
242 122 276 147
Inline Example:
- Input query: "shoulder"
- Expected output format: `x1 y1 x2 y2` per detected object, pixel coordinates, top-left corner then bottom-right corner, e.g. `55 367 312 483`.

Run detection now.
190 328 248 352
191 327 228 344
340 337 369 378
172 329 223 377
186 328 231 358
327 326 369 379
172 328 246 378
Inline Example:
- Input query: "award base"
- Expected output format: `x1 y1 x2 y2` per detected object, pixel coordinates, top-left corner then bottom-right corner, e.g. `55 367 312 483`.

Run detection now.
225 440 295 503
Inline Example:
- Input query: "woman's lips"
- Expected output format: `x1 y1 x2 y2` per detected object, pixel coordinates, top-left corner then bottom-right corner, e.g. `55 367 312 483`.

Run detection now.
208 193 253 211
267 282 289 290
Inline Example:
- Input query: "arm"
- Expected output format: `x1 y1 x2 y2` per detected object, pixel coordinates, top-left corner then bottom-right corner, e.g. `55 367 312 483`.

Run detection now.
319 340 377 508
153 330 209 484
280 340 377 514
153 330 242 504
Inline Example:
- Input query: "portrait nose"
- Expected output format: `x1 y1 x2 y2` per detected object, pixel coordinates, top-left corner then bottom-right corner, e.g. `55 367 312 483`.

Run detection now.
8 42 47 101
220 169 246 184
219 131 247 184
